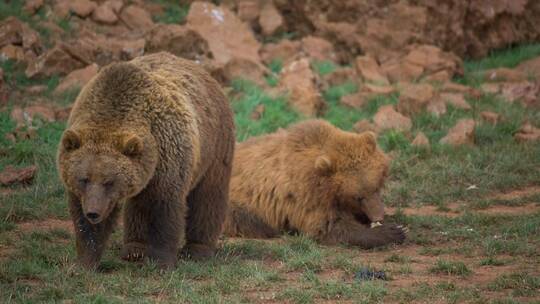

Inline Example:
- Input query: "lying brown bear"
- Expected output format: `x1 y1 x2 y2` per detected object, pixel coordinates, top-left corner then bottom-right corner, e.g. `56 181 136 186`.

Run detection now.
224 120 406 248
57 52 235 269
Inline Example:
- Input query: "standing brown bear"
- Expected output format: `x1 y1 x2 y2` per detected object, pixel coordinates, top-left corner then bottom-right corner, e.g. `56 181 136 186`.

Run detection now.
57 52 235 269
224 120 406 248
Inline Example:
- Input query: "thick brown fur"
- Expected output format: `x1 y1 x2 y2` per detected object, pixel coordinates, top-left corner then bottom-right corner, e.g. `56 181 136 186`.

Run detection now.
223 120 406 248
57 52 235 269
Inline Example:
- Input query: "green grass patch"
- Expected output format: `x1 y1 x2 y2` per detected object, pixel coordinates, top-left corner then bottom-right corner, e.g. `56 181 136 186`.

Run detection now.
487 272 540 297
311 60 338 76
151 0 190 24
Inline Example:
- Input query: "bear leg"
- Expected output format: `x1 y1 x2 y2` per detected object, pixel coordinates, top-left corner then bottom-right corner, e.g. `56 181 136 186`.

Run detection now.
183 169 229 260
223 205 279 238
320 216 407 249
68 192 119 270
144 189 185 269
121 197 150 262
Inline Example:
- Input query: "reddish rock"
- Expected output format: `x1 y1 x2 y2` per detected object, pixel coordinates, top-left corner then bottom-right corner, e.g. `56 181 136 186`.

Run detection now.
0 17 42 54
259 2 284 36
0 67 7 106
500 81 539 105
0 165 37 186
279 58 325 116
516 56 540 80
373 105 412 132
480 111 500 124
440 119 475 146
440 92 471 110
55 106 72 121
441 82 476 95
424 70 451 82
480 83 501 95
382 60 424 83
25 44 84 78
11 104 57 127
92 2 119 24
260 40 301 65
397 83 436 115
237 0 260 22
187 2 262 72
483 68 527 82
301 36 336 62
362 83 395 96
340 92 369 109
323 67 356 87
118 38 146 60
412 132 430 147
514 122 540 143
403 44 463 78
250 104 265 120
69 0 97 17
219 58 267 86
0 45 25 62
426 98 447 117
54 63 99 94
119 5 155 31
26 85 47 95
23 0 44 15
354 119 379 134
355 56 388 85
146 24 210 61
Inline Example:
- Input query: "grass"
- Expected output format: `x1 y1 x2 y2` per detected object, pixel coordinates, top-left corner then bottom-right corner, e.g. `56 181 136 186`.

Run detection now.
151 0 190 24
1 30 540 303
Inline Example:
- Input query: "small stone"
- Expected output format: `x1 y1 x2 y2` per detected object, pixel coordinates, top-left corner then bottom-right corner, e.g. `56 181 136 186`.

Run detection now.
441 93 471 110
0 165 37 186
54 63 99 95
480 111 500 124
440 119 475 146
341 92 368 109
259 2 284 36
411 132 429 147
250 104 265 120
373 105 412 132
353 119 379 134
514 122 540 143
355 55 389 85
70 0 97 18
92 2 119 24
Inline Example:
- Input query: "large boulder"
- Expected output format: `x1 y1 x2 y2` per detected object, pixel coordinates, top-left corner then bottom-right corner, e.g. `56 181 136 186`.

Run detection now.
0 17 43 56
145 24 210 61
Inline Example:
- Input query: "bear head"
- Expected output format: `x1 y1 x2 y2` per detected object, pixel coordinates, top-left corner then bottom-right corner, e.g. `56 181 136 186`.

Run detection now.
58 128 158 224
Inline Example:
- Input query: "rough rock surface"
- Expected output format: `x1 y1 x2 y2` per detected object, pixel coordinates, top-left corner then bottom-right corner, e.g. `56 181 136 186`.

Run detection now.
279 58 325 116
440 119 476 146
373 105 412 132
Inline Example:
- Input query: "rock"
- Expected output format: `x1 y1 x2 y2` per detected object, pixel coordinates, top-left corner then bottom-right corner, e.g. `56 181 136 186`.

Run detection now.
279 58 325 116
26 85 47 95
237 0 260 22
146 24 210 61
54 63 99 94
119 5 155 31
11 105 57 126
403 44 463 78
373 105 412 132
353 119 379 134
25 44 85 78
259 2 284 36
186 2 263 77
397 83 436 115
23 0 44 15
260 39 301 65
301 36 336 62
0 67 7 106
480 111 500 124
424 70 451 82
514 122 540 143
441 82 476 95
323 67 356 87
55 106 72 121
381 60 424 83
440 93 471 110
340 92 369 109
362 83 395 96
0 45 25 62
426 98 447 117
218 58 267 86
0 17 42 54
0 165 37 186
483 68 527 82
500 81 539 106
516 56 540 80
480 83 501 95
440 119 475 146
250 104 265 120
118 38 146 60
355 267 387 281
355 56 389 85
412 132 430 147
69 0 97 17
92 1 119 24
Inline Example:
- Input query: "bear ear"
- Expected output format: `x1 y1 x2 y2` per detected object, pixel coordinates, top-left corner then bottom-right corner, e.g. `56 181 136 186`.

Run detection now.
359 131 377 153
122 134 143 157
62 129 81 151
315 155 333 175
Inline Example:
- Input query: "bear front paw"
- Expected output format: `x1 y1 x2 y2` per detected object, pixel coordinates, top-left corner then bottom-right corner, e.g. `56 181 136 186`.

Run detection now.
180 243 216 260
121 242 146 262
375 224 408 244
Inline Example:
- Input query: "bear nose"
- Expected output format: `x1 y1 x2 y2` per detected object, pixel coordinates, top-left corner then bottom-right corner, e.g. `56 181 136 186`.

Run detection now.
86 212 100 220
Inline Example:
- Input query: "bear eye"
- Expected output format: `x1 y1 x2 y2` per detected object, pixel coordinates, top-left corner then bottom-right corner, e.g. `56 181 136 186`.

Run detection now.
103 180 115 189
79 178 90 187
